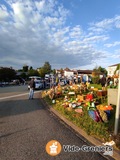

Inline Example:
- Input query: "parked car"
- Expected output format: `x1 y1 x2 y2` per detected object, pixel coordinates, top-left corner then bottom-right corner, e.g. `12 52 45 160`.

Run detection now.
59 79 66 86
0 82 9 87
28 80 43 90
9 79 20 85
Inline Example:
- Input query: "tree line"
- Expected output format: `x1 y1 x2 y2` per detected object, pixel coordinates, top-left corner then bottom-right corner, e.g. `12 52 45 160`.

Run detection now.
0 61 108 83
0 62 53 82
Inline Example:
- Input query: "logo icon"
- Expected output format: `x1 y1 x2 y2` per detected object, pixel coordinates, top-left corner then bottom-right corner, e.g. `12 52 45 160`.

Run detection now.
103 146 113 156
46 140 62 156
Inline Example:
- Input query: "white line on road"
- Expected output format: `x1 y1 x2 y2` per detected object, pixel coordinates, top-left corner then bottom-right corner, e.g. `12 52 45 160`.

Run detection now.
0 91 41 100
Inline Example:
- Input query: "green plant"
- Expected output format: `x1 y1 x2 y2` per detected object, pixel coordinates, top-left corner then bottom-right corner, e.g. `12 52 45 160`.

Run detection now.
91 76 100 84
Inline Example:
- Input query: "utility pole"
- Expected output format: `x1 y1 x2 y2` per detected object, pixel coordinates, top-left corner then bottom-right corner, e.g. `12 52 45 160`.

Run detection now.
114 70 120 135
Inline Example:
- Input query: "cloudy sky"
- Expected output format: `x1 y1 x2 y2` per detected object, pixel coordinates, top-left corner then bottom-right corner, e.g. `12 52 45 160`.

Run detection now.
0 0 120 70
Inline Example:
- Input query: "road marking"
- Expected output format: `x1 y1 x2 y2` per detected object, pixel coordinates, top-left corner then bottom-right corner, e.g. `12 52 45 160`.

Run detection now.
0 91 41 100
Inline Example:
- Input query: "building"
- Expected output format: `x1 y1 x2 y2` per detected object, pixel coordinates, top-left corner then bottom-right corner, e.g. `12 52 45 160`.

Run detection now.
64 68 74 78
107 63 120 77
77 70 93 82
56 68 75 78
56 68 93 82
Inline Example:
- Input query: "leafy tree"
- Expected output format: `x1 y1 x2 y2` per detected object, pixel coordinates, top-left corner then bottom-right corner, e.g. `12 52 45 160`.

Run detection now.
98 66 107 76
42 61 51 74
91 76 100 84
37 61 52 78
38 68 45 78
93 66 107 76
20 72 27 79
28 69 39 77
23 65 29 72
60 68 64 74
29 66 33 70
0 67 16 82
114 63 120 74
51 69 56 75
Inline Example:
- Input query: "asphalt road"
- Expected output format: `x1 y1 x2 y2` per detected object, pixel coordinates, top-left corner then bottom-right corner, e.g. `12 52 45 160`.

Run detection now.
0 86 113 160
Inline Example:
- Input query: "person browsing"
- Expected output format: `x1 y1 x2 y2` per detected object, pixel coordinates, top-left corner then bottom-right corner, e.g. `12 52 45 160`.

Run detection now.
29 78 35 99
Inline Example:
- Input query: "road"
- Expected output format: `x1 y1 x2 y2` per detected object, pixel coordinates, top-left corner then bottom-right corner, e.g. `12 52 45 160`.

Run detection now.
0 86 113 160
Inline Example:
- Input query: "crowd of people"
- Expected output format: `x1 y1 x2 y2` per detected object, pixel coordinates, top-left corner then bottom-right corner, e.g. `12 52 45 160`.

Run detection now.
28 75 119 100
100 76 119 89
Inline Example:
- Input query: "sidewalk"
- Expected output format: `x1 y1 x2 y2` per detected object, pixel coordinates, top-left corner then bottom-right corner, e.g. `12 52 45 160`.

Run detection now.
40 96 120 160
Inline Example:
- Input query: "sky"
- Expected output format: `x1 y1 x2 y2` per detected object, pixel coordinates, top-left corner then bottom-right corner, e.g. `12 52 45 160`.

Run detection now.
0 0 120 70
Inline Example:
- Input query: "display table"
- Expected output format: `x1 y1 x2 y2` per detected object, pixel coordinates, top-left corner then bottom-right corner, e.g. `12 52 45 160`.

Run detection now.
97 90 107 97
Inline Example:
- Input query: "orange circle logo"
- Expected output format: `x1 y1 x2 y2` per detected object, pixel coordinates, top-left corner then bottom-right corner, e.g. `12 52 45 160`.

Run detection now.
46 140 62 156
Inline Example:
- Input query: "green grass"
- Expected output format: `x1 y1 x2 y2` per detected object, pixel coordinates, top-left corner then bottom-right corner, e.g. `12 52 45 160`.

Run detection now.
89 84 102 89
43 95 110 141
42 89 120 150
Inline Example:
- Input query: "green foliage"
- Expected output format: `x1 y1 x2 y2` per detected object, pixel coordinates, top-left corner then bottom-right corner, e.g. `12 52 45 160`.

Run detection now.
89 84 102 89
29 66 33 70
91 76 100 84
38 67 45 78
93 66 107 76
0 67 16 82
20 72 27 79
114 63 120 74
51 69 56 75
42 61 51 74
98 66 107 76
23 65 29 72
38 61 52 77
28 69 39 77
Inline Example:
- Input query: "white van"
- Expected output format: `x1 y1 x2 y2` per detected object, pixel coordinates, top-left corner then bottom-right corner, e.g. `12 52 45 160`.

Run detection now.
29 76 41 81
28 76 43 90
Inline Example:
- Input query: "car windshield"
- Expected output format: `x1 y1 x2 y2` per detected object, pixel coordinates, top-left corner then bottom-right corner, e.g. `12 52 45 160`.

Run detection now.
35 81 40 84
28 76 41 81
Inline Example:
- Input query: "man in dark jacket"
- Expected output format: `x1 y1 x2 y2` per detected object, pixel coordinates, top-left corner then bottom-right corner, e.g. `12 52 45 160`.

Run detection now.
29 78 35 99
100 75 106 90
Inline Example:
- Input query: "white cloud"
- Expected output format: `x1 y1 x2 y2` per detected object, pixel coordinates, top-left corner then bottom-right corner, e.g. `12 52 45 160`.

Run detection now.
0 5 9 21
89 15 120 33
69 25 83 39
0 0 119 69
0 56 31 65
83 35 109 43
104 41 120 48
114 49 120 58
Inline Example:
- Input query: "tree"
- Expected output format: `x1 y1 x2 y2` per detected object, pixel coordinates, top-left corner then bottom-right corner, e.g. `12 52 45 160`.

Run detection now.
42 61 51 74
114 63 120 74
20 72 27 79
23 65 29 72
91 76 100 84
28 69 39 77
38 68 45 78
51 69 56 75
60 68 64 75
29 66 33 70
92 66 107 84
0 67 16 82
93 66 107 76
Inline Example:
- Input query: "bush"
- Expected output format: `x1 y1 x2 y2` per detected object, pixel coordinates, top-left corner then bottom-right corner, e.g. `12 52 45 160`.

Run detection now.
91 76 100 84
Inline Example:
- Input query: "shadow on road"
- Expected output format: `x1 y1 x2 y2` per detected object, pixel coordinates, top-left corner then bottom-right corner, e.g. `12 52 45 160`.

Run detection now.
0 98 45 118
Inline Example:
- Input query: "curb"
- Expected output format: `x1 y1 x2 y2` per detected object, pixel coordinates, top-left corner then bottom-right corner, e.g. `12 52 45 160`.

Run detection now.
40 97 120 160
